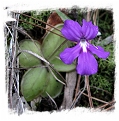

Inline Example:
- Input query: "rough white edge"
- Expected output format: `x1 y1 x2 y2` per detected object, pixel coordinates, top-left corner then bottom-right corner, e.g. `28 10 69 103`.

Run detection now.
0 0 118 120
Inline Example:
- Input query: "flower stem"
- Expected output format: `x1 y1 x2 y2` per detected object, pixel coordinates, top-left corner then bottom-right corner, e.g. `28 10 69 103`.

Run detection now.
70 77 86 109
85 75 94 108
74 75 81 102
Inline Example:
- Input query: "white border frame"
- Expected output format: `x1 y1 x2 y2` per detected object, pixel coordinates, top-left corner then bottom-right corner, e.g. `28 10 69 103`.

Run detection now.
1 0 119 120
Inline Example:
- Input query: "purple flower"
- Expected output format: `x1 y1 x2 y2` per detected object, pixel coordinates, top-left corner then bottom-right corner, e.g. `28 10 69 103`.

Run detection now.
60 19 110 75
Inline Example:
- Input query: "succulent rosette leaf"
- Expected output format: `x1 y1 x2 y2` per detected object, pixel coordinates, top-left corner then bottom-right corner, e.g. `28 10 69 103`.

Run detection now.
42 24 75 72
21 67 63 101
19 39 42 68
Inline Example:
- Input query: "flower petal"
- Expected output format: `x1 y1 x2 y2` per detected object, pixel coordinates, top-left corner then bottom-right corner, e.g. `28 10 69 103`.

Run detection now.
82 19 88 35
82 19 98 40
76 51 98 75
88 44 110 59
60 44 81 64
61 20 82 42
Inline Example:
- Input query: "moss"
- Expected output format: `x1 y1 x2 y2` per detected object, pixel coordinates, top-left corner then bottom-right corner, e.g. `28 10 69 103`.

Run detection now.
19 11 51 30
89 43 115 105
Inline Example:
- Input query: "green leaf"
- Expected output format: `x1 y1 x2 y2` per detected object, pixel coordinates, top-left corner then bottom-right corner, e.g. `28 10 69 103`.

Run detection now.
56 9 71 21
42 24 75 72
42 24 65 59
41 70 63 98
19 39 42 68
21 67 48 101
21 67 63 101
51 56 75 72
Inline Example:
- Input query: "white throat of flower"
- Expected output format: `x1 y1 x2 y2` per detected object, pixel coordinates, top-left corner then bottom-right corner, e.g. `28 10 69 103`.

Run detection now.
80 40 88 52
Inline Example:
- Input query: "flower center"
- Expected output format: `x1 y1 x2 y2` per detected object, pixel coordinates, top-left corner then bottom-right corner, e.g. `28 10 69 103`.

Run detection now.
80 39 88 52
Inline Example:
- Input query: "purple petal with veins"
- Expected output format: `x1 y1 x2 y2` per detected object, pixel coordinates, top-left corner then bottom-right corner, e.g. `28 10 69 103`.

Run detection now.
59 19 109 75
88 43 110 59
61 20 82 42
60 44 81 64
77 51 98 75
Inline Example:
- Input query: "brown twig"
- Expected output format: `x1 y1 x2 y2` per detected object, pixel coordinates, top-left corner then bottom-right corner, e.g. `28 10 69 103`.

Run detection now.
90 86 112 95
11 26 34 40
104 105 115 111
70 78 87 109
82 92 108 104
83 92 115 111
73 75 81 102
18 19 64 38
96 100 115 109
85 75 94 108
12 11 61 32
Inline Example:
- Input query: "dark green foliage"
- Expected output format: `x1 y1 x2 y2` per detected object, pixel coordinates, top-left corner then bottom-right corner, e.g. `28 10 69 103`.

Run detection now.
19 11 51 30
98 10 113 39
88 43 114 107
19 11 51 40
